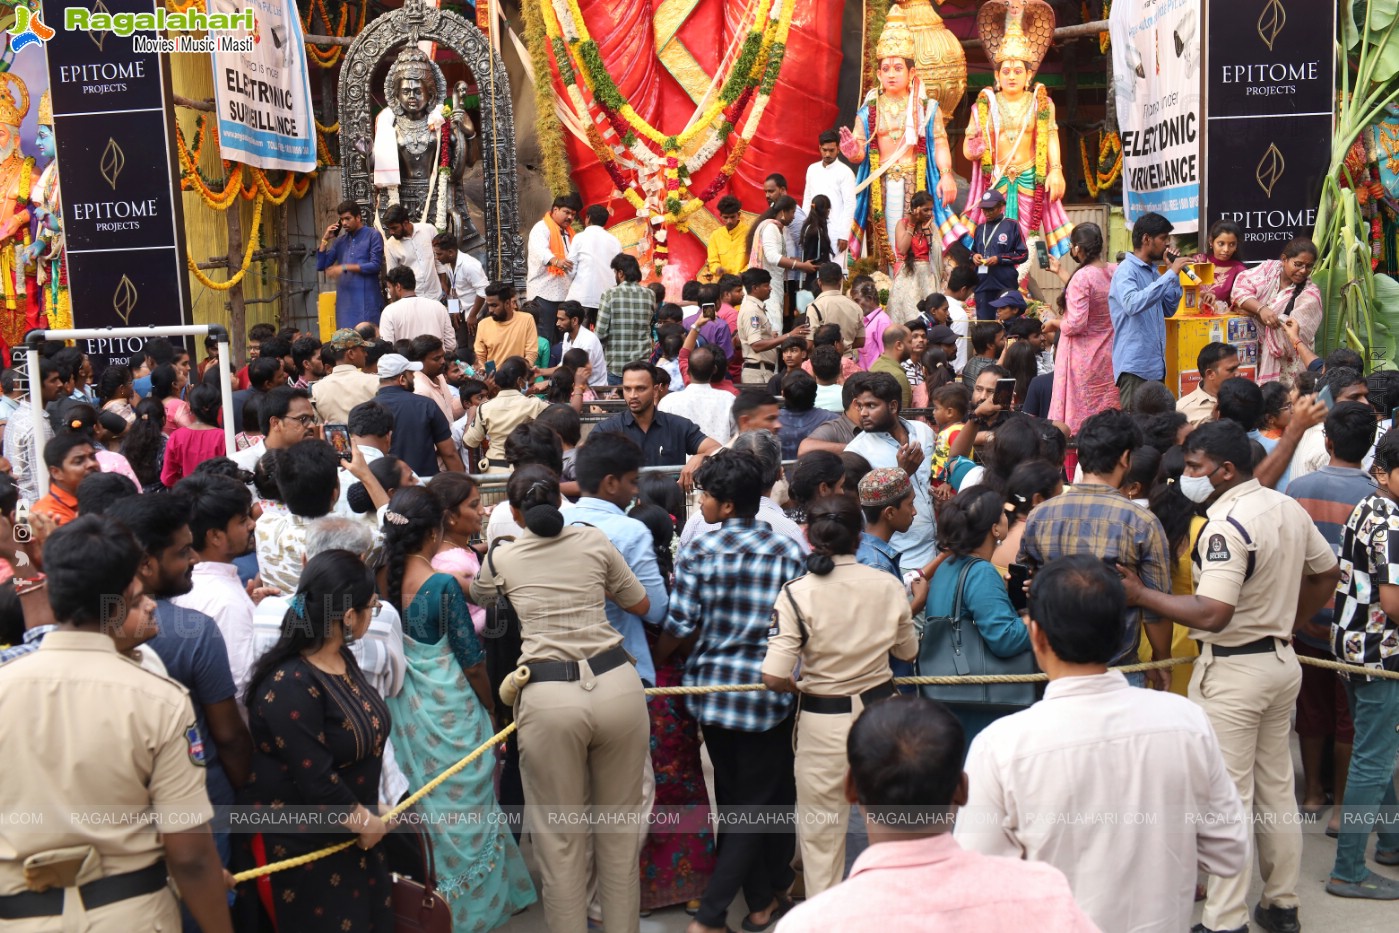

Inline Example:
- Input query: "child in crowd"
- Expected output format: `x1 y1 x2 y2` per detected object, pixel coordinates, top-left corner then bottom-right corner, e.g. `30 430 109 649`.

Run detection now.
929 382 971 495
655 332 684 390
808 346 845 412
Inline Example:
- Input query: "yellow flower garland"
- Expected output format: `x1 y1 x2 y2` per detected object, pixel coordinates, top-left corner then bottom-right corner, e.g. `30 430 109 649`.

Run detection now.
188 193 264 291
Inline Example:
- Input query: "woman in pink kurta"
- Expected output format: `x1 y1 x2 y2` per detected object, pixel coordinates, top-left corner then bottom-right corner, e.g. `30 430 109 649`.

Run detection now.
853 279 889 372
1230 239 1322 385
1049 224 1119 433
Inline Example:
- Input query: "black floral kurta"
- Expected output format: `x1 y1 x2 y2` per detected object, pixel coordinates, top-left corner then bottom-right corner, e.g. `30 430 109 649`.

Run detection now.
243 651 394 931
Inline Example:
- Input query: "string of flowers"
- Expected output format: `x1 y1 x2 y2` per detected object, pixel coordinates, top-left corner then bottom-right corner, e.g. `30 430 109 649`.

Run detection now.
1027 85 1052 235
187 193 265 291
1078 130 1122 198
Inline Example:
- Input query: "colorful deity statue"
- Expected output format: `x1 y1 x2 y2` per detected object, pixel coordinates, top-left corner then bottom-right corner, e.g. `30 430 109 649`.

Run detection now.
840 2 970 280
964 0 1073 257
0 73 39 353
899 0 966 128
25 91 68 332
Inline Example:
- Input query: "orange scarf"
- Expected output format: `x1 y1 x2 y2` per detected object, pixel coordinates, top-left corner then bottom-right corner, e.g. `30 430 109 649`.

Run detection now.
544 212 569 276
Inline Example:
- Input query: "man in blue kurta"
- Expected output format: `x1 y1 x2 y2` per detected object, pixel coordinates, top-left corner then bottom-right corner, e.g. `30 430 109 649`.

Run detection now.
317 199 385 328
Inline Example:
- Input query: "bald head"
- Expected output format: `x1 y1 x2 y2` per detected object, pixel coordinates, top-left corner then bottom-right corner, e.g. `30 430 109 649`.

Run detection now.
689 345 718 384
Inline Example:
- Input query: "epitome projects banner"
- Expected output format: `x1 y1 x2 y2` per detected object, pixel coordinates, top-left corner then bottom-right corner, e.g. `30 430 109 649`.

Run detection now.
1110 0 1202 232
210 0 315 172
1204 0 1334 260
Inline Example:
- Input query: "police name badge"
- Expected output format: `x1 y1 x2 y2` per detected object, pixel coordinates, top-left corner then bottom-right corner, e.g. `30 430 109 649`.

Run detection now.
1204 534 1230 563
185 725 208 767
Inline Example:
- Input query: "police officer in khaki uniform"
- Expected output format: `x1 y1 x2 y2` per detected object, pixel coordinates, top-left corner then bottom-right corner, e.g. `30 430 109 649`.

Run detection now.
1118 421 1339 933
0 517 232 933
805 263 867 360
462 355 550 473
738 268 808 385
471 465 651 933
761 492 917 898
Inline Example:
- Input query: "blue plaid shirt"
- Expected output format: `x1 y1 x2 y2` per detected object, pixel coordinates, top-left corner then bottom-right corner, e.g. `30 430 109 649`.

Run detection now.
0 625 56 665
666 518 806 731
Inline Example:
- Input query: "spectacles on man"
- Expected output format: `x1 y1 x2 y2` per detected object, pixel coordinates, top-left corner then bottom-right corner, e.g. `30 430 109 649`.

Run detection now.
285 413 319 427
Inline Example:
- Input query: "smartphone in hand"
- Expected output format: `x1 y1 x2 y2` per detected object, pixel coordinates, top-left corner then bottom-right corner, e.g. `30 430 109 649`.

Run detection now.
1007 563 1031 613
1035 240 1050 270
993 378 1016 409
324 423 353 461
1317 384 1335 412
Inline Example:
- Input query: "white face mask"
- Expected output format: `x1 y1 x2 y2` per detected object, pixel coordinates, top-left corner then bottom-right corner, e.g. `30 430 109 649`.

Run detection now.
1178 473 1217 504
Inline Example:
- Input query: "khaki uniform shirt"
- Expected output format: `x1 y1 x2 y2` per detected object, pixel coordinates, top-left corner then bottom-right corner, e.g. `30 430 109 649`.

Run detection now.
1176 386 1217 429
471 525 647 665
461 390 549 464
806 292 866 359
1191 479 1337 646
0 632 212 895
311 364 380 425
761 556 917 696
737 295 778 370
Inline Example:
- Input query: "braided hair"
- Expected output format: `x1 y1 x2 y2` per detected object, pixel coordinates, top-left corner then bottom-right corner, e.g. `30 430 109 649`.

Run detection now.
379 486 444 612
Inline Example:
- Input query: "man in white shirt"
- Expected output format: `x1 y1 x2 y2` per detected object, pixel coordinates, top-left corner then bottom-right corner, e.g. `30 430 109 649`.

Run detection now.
379 266 457 355
526 195 578 344
764 174 807 325
381 204 441 301
802 130 857 263
431 231 488 324
249 516 409 806
944 266 976 373
956 556 1249 933
1289 367 1371 484
565 203 622 326
170 473 263 704
556 301 609 387
845 372 937 568
659 346 734 442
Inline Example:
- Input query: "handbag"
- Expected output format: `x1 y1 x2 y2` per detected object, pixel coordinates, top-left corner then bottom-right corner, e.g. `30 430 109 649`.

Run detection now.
917 557 1039 711
391 824 452 933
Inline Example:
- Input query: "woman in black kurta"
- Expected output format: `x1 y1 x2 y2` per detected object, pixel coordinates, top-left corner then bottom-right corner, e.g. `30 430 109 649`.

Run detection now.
242 549 394 932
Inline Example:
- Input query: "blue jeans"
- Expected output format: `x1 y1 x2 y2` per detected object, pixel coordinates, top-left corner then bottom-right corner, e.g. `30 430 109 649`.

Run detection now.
1123 670 1146 689
1332 677 1399 882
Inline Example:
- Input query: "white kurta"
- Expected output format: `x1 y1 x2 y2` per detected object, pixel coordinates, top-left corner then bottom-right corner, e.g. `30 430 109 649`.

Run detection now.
802 158 857 257
956 671 1249 933
526 219 573 302
384 222 441 301
565 224 623 308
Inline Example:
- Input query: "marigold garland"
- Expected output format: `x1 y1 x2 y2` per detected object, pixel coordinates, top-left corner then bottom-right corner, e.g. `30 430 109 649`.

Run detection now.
1079 130 1122 198
188 193 265 291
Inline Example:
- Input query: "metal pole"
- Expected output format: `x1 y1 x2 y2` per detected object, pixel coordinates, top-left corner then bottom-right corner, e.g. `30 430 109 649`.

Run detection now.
25 343 45 501
213 326 236 457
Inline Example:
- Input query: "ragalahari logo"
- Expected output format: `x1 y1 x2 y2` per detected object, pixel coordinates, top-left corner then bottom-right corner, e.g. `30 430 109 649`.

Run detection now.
8 4 56 52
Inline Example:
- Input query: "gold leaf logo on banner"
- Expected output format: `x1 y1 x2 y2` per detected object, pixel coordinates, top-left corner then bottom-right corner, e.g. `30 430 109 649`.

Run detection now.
1257 0 1286 51
100 138 125 190
89 0 111 50
1256 143 1286 197
113 275 138 325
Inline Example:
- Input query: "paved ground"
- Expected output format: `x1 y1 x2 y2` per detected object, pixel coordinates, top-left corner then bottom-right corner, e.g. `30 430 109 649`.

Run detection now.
495 736 1399 932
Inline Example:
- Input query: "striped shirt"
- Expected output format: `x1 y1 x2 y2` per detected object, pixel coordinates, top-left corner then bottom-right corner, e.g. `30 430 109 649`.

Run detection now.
1287 464 1376 646
596 281 656 375
665 518 806 731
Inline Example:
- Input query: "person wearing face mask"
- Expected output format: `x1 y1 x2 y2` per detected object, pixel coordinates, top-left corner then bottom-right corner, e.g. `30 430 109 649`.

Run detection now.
1116 419 1341 933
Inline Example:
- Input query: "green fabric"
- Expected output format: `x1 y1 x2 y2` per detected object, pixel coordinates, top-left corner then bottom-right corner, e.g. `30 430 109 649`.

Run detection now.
388 574 536 930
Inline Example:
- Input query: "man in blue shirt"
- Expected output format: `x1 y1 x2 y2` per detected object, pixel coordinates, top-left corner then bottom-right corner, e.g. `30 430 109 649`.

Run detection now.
563 432 669 687
317 199 385 329
970 190 1027 320
1108 211 1190 409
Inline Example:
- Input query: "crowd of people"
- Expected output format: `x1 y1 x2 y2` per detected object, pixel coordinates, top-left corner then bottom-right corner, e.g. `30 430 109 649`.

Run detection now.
0 155 1396 933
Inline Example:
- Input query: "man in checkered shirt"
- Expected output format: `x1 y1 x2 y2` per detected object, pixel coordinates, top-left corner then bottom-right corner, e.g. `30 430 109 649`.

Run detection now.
658 448 806 933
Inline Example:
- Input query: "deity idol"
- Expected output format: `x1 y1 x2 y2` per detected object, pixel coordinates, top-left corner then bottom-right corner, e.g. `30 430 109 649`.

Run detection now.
963 0 1073 258
0 73 39 354
25 91 68 332
840 2 969 281
372 47 480 245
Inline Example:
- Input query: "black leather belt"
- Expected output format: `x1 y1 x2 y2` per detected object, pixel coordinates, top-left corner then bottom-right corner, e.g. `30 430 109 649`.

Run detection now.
526 646 631 684
487 459 510 467
799 682 897 715
0 861 167 919
1206 636 1287 657
742 362 774 370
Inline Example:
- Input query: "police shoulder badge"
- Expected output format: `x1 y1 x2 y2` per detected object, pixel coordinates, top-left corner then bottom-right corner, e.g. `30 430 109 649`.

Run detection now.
185 725 208 767
1204 533 1230 562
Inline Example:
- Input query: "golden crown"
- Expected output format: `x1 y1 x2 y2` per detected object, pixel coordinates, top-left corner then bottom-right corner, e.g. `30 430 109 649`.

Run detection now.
978 0 1055 73
0 73 30 129
875 3 916 62
37 89 51 126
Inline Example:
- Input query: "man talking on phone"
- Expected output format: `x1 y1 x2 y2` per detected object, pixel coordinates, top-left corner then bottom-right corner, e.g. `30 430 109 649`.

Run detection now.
317 199 386 329
1108 212 1190 409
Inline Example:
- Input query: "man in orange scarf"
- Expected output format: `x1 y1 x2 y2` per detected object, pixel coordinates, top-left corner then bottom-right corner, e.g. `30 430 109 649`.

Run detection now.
526 195 579 345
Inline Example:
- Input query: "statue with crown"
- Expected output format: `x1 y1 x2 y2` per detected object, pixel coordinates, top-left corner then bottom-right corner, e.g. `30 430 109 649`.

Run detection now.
0 72 40 353
841 2 970 323
25 90 67 333
964 0 1072 258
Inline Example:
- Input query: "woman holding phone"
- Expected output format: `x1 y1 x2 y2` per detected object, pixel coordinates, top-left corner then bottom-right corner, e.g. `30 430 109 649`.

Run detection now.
1231 238 1322 385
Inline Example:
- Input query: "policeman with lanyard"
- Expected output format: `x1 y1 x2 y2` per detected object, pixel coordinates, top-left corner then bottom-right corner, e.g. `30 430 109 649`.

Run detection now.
970 189 1027 321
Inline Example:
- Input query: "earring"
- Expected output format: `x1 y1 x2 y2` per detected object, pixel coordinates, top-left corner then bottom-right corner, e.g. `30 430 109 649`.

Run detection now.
342 620 356 647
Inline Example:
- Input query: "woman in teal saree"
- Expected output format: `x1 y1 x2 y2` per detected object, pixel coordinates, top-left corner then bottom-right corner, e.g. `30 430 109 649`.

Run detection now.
379 485 536 931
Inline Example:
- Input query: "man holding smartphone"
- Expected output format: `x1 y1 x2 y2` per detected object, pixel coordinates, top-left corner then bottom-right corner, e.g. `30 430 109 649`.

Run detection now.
1108 212 1191 409
317 199 385 329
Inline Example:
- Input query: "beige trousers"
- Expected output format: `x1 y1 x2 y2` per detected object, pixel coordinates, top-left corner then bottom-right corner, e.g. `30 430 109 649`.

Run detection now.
1190 645 1303 931
794 696 878 898
517 661 650 933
